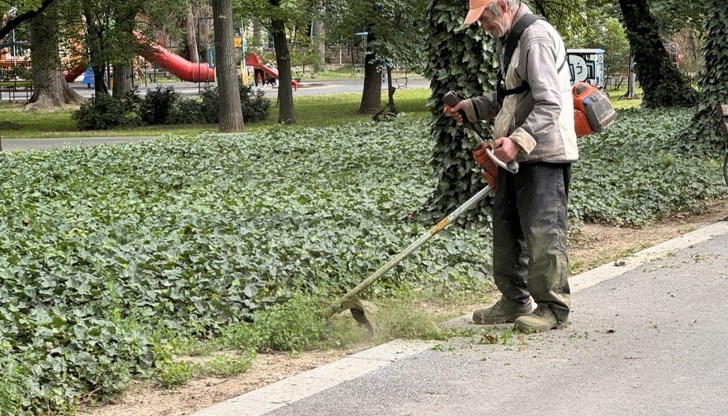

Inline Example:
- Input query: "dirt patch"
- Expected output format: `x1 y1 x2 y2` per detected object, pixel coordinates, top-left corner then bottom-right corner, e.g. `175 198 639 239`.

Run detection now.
570 196 728 274
81 348 364 416
82 196 728 416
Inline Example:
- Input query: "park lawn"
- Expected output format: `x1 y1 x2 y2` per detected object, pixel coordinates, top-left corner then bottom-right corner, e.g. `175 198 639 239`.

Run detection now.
1 106 78 137
0 81 32 88
0 88 432 138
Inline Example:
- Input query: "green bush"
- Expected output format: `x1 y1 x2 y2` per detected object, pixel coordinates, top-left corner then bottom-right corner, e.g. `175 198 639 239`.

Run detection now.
200 84 271 123
72 94 132 130
141 86 181 125
238 84 271 122
200 85 220 123
73 85 269 130
71 90 145 131
170 98 206 125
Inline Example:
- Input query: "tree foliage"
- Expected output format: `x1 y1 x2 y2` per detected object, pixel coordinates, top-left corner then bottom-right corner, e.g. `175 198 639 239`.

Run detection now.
521 0 619 48
64 0 145 95
648 0 707 36
0 0 56 40
325 0 428 114
594 17 631 89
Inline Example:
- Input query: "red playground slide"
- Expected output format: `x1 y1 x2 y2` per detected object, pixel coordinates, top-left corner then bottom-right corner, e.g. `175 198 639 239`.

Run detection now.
64 63 86 83
134 31 214 82
245 54 298 91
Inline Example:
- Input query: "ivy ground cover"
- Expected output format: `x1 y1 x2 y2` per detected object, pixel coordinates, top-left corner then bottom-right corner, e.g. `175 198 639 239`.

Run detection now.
0 109 725 413
0 118 493 413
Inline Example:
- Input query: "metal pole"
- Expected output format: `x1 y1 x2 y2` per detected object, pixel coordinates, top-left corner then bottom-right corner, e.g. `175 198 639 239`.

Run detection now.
11 29 16 78
323 184 493 319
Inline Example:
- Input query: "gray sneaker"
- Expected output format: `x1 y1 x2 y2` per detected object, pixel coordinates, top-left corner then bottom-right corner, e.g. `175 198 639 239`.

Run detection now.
472 296 536 325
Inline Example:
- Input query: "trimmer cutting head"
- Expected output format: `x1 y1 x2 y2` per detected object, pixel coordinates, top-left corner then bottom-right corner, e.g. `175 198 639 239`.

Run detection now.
335 298 379 336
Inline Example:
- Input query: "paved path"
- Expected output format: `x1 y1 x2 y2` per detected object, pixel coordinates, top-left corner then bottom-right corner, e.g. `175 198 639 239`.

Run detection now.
193 221 728 416
65 76 429 100
0 136 158 152
1 77 430 151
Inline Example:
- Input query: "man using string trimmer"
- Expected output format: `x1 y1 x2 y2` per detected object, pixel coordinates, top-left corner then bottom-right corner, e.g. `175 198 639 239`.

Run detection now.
444 0 578 332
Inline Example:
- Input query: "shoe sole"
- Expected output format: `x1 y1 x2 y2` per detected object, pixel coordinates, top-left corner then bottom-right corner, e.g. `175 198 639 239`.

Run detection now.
472 302 537 325
514 320 570 333
472 313 531 325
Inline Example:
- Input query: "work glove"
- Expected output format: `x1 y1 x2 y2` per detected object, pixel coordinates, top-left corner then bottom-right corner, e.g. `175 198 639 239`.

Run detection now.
472 143 498 189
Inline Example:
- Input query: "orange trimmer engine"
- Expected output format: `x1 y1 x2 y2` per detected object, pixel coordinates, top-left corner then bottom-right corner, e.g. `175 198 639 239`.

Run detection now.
572 81 616 137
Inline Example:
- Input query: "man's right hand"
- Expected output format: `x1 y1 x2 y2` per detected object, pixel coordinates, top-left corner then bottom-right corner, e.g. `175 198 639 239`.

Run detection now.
443 101 465 124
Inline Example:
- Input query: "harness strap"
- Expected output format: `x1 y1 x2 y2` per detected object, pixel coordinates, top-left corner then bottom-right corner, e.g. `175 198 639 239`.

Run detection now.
497 14 568 104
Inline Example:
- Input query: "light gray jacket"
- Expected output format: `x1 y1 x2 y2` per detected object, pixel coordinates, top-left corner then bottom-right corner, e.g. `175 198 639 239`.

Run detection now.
462 5 578 164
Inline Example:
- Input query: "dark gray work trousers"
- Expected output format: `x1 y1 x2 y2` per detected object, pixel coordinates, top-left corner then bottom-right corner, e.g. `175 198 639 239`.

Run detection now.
492 162 571 322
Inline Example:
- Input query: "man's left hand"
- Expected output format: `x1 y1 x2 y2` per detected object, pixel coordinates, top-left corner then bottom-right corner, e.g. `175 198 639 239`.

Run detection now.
493 137 521 162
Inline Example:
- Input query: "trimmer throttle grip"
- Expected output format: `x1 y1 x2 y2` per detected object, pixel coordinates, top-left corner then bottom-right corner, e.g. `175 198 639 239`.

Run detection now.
443 90 463 109
443 91 474 129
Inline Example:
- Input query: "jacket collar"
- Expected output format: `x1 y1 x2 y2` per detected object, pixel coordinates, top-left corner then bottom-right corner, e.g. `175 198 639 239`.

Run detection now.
501 3 532 42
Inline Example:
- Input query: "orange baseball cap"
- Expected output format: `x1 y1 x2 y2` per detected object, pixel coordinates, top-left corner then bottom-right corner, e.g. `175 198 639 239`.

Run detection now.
464 0 495 25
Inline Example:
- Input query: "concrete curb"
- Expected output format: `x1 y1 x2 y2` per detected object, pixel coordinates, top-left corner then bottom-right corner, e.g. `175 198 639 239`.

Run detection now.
191 340 437 416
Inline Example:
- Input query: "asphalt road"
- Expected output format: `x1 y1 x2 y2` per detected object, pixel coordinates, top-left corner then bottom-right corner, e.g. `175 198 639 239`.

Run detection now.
65 76 430 99
0 135 158 152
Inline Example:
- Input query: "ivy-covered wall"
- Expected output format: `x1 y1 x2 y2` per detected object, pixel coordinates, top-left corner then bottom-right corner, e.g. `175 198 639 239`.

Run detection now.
618 0 697 108
424 0 498 219
685 0 728 143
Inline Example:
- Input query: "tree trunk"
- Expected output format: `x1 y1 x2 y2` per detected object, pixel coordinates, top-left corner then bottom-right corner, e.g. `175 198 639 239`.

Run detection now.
625 53 636 99
312 0 326 71
683 0 728 141
425 0 498 219
213 0 244 132
358 33 381 115
618 0 696 108
112 64 134 97
186 3 199 63
26 1 83 109
270 3 295 124
83 5 109 95
111 4 138 97
386 65 397 113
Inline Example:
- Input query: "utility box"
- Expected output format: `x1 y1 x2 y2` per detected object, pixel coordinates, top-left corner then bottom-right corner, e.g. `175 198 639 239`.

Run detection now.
567 48 605 88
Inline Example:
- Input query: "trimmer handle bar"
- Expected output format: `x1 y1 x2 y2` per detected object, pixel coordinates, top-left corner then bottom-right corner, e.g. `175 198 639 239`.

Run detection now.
444 91 519 174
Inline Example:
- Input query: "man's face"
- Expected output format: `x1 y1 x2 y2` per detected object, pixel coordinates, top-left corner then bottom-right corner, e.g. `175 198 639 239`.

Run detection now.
479 4 509 38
